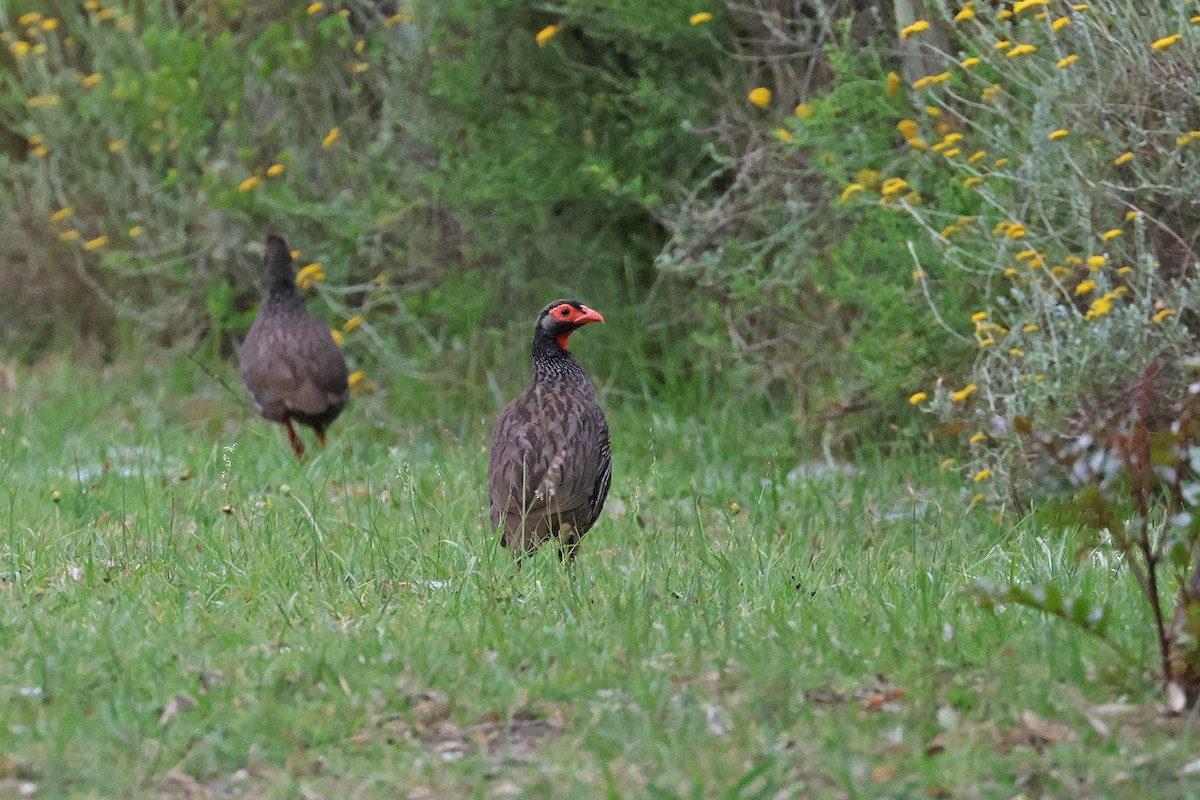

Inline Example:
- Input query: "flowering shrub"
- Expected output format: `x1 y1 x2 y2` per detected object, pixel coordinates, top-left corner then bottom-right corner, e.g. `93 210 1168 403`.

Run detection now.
857 1 1200 696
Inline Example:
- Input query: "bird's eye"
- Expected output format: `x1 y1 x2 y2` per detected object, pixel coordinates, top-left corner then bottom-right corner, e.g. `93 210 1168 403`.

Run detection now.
559 308 571 317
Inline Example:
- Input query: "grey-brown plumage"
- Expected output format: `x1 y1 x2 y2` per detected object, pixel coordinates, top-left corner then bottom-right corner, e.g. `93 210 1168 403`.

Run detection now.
488 299 612 560
238 235 349 459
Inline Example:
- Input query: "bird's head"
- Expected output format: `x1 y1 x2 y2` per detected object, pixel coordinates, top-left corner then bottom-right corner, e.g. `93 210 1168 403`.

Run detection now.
537 299 605 351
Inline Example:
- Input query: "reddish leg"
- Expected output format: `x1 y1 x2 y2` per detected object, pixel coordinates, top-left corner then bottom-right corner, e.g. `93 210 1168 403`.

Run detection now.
316 429 327 447
283 416 305 459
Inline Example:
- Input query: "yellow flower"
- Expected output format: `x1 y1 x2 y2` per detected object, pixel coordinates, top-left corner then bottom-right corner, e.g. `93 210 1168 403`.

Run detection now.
32 145 49 157
348 370 365 386
128 225 143 238
1074 279 1096 295
900 20 931 39
998 9 1013 18
979 337 995 347
969 432 987 444
971 311 988 323
973 469 991 482
954 7 976 22
1006 223 1027 239
1113 151 1134 166
1151 34 1182 51
296 263 326 288
1065 256 1083 266
1009 348 1024 356
1022 324 1038 333
10 41 30 60
1117 266 1132 275
306 2 324 15
330 329 344 346
1193 15 1200 24
994 157 1009 167
1086 255 1106 269
880 177 909 196
1178 134 1194 146
942 133 963 145
1125 210 1141 220
266 163 286 177
322 127 340 149
108 139 126 152
238 176 261 192
83 235 108 250
840 184 865 202
748 87 771 108
51 207 73 222
1052 16 1070 31
1152 309 1176 323
1086 294 1114 320
963 150 984 164
981 85 1001 102
951 383 978 402
690 12 713 25
1048 129 1069 140
343 315 363 332
1006 43 1037 58
1102 229 1122 241
912 72 951 90
960 56 981 68
536 24 559 46
940 458 957 470
1012 0 1048 11
57 230 79 242
385 13 411 27
1056 54 1078 68
908 391 928 405
17 12 42 26
1016 250 1037 261
794 103 813 119
964 177 983 188
912 269 926 280
773 128 793 143
897 119 918 138
886 71 901 98
26 94 61 109
1073 3 1089 9
907 137 928 151
81 72 102 89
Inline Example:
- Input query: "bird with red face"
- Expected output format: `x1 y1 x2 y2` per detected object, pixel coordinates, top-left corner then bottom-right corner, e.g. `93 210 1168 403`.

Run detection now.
488 299 612 560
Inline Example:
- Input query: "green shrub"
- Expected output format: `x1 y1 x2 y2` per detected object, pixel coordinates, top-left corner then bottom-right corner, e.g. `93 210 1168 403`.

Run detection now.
887 0 1200 697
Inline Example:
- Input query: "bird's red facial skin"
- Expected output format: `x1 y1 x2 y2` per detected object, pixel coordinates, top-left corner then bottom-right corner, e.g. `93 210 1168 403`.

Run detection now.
551 303 604 351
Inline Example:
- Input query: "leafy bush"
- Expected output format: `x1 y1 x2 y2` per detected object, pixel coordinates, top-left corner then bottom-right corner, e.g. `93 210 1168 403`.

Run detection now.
884 0 1200 696
657 11 981 447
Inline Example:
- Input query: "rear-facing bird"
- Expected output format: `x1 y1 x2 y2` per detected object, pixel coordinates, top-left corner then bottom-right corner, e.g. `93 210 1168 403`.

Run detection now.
238 235 349 459
488 299 612 560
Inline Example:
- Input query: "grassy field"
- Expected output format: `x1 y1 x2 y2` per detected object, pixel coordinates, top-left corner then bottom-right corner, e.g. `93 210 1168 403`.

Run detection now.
0 357 1193 799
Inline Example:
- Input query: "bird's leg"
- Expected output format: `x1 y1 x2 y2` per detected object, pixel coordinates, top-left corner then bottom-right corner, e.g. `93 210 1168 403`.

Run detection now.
283 416 306 459
558 523 580 564
316 428 327 447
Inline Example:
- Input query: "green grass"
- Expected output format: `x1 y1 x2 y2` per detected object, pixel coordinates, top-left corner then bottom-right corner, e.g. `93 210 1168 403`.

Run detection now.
0 357 1194 799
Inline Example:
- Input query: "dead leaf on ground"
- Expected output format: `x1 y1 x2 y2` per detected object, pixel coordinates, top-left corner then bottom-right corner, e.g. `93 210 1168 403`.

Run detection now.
1016 710 1079 747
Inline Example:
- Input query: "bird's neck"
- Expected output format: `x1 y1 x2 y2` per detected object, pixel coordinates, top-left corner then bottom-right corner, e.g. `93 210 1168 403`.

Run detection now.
531 334 586 383
262 261 302 310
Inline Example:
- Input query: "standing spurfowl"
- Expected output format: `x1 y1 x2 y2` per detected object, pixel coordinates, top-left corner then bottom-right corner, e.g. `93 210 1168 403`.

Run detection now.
488 299 612 560
238 235 349 459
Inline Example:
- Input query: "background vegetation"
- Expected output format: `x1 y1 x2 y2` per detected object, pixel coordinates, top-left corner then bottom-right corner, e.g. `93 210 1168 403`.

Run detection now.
3 0 1200 795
